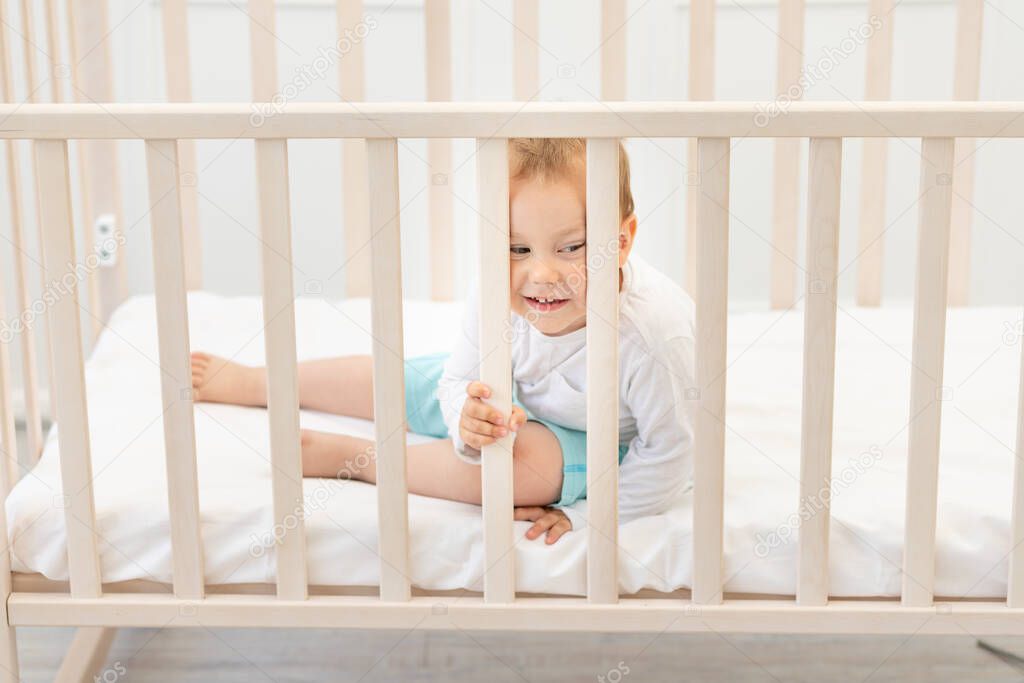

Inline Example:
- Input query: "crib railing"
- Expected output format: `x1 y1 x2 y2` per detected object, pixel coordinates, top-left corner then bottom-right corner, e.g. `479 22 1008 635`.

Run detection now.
3 102 1024 633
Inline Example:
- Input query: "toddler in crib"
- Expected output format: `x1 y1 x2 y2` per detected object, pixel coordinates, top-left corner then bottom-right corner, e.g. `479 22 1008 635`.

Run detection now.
190 138 696 544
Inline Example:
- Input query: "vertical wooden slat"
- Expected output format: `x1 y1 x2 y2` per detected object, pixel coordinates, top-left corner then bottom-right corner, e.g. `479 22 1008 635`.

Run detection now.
0 278 19 523
425 0 454 301
0 1 42 470
18 0 37 103
40 0 65 435
255 138 308 600
476 137 515 603
586 139 621 604
64 0 103 341
44 0 61 103
902 137 955 608
693 137 730 606
161 0 203 291
948 0 984 307
513 0 539 100
248 0 277 102
161 0 191 102
1008 329 1024 607
249 2 308 600
144 139 205 600
0 71 23 658
426 158 453 307
35 139 102 599
68 0 128 320
336 0 371 299
769 0 805 310
797 138 843 606
600 0 626 100
366 139 411 602
0 278 20 679
425 1 450 103
685 0 715 297
856 0 895 307
22 0 64 456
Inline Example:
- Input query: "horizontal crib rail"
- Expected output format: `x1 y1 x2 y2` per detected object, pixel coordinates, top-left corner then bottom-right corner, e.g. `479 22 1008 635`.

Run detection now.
3 102 1024 140
9 594 1024 635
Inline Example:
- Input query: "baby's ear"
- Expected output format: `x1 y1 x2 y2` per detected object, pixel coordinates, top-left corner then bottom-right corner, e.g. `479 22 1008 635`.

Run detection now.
617 214 638 264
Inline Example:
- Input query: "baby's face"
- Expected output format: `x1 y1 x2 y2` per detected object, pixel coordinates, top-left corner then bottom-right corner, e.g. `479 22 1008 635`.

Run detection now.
508 176 590 336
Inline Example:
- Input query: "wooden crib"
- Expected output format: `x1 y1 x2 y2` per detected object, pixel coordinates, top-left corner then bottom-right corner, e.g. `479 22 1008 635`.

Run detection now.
0 0 1020 681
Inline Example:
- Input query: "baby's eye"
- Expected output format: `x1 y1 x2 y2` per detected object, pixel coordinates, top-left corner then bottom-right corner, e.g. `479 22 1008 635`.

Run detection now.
510 246 530 255
561 242 586 253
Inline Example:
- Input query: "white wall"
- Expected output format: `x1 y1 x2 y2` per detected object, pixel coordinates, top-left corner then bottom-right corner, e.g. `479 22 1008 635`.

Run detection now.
3 0 1024 416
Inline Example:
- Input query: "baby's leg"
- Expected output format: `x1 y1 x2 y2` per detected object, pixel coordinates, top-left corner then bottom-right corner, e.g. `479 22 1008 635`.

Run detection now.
191 353 375 420
301 421 564 507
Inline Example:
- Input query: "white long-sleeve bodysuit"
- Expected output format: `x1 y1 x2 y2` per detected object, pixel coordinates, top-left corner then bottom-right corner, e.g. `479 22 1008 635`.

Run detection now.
435 254 697 532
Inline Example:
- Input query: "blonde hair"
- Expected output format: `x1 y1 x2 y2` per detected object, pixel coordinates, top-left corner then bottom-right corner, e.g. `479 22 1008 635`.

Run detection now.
508 138 635 222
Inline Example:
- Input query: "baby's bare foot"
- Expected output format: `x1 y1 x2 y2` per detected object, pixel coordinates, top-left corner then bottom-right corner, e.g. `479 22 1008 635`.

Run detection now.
190 352 267 406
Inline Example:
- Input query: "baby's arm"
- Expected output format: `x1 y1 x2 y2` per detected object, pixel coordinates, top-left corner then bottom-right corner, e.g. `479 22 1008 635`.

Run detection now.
436 284 485 460
436 287 591 543
555 335 697 532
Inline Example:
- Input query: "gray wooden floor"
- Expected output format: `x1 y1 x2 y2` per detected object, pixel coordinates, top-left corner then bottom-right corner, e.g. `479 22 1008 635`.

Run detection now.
11 628 1024 682
10 433 1024 682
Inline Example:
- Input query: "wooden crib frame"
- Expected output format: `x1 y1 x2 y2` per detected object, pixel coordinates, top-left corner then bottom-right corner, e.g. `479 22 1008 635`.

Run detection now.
3 98 1024 680
0 0 1020 681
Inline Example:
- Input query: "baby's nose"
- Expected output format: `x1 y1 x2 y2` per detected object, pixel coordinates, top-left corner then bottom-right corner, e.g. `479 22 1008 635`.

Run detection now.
530 259 560 283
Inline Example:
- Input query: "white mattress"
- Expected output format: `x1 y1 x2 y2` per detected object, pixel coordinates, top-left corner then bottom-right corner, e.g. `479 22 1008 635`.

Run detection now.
7 293 1022 598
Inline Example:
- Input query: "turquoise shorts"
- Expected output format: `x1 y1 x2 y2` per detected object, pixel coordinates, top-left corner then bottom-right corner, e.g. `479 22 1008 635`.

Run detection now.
403 351 628 508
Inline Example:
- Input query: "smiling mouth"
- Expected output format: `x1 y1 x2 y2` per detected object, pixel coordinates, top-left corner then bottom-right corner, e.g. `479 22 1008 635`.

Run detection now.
524 295 569 312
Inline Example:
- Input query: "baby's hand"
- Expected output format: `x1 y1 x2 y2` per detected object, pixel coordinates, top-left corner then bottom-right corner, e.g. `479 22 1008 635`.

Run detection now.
515 506 572 544
459 381 527 450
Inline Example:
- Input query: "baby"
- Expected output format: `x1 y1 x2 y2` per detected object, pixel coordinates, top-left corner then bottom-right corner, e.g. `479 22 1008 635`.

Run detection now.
191 137 696 545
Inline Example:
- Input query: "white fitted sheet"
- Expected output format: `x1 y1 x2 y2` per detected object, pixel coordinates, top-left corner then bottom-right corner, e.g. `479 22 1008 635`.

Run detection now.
6 292 1022 598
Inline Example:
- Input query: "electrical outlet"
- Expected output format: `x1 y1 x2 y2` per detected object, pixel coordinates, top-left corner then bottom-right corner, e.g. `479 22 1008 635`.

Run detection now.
94 213 117 267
